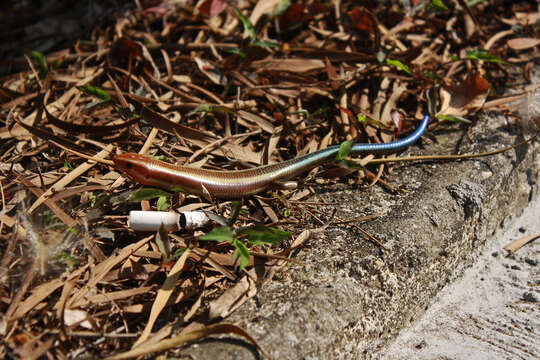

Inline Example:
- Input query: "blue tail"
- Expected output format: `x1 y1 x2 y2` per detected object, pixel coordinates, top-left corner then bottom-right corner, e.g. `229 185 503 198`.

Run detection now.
351 115 429 154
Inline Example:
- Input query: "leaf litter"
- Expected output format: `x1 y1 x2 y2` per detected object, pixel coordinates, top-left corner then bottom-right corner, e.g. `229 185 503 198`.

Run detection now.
0 0 539 358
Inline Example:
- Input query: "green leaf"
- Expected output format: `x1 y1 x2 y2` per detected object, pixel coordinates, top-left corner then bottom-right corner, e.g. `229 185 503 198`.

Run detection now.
172 247 187 260
271 0 291 17
422 71 443 80
467 0 489 5
200 226 234 243
157 196 169 211
356 114 367 123
155 223 171 259
336 159 365 170
228 201 242 226
430 0 449 11
90 193 108 208
436 114 472 124
30 51 48 78
202 211 229 227
129 188 172 202
465 49 507 64
240 225 290 246
109 190 133 204
292 109 310 117
189 103 235 115
77 85 111 101
233 238 250 270
52 57 63 69
225 48 246 58
385 58 412 75
55 250 80 266
153 155 169 162
63 161 73 171
336 140 354 161
250 40 280 48
356 113 388 128
234 7 256 41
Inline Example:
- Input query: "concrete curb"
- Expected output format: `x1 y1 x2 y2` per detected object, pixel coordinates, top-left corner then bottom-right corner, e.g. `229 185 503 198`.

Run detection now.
180 115 539 359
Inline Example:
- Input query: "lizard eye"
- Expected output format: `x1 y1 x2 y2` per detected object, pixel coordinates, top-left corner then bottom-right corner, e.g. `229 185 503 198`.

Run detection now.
125 162 134 169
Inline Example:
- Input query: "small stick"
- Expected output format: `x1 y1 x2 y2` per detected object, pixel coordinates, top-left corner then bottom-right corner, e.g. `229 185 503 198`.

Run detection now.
50 140 114 166
503 233 539 255
366 133 538 165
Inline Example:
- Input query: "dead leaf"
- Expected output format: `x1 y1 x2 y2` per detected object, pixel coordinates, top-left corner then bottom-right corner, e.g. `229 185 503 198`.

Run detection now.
507 37 540 51
250 58 325 72
504 233 539 254
133 248 191 346
250 0 281 27
64 309 93 329
107 323 270 360
194 57 228 86
439 73 490 117
208 269 259 320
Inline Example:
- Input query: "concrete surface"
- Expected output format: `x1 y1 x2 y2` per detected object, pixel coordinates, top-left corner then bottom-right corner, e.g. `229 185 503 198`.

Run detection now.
178 113 539 359
378 185 539 360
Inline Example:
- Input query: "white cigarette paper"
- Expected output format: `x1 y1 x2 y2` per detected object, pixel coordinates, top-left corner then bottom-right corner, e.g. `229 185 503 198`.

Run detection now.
129 210 211 231
129 211 180 232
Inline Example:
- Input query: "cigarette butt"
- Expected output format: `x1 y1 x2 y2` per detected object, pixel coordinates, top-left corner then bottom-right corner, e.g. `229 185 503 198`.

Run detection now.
180 211 211 230
129 211 180 232
129 210 211 231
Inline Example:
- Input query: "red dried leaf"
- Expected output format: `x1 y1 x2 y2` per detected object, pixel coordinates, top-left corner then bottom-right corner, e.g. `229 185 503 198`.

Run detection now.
197 0 212 16
348 8 377 34
197 0 229 17
462 73 490 100
210 0 229 17
111 37 142 63
44 106 138 135
143 6 172 17
278 4 310 31
439 73 491 116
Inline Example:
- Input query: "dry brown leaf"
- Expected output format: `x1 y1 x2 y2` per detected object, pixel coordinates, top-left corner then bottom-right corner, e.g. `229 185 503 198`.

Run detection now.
106 323 270 360
439 73 490 117
194 57 228 86
256 198 279 223
28 144 114 214
380 82 407 142
15 174 78 227
191 248 238 280
133 248 191 347
249 0 281 27
208 269 258 320
250 58 325 72
44 105 138 135
71 286 154 307
68 236 153 307
10 265 88 320
507 37 540 51
182 291 203 323
64 309 93 329
16 120 89 155
503 233 539 254
238 110 275 134
500 12 540 26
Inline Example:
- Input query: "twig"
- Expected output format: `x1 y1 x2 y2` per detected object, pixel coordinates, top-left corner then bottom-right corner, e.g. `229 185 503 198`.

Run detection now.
366 133 538 165
504 233 539 255
49 140 114 166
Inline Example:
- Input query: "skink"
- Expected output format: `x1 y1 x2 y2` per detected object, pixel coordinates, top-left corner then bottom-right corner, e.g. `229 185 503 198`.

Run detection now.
114 115 429 199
